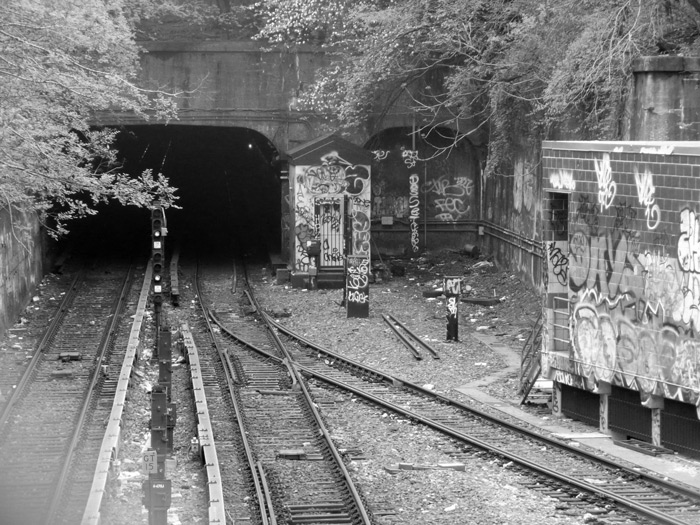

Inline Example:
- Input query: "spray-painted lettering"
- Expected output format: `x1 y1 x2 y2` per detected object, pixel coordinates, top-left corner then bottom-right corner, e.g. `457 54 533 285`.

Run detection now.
595 154 616 211
550 170 575 191
548 242 569 286
409 174 420 252
634 167 660 230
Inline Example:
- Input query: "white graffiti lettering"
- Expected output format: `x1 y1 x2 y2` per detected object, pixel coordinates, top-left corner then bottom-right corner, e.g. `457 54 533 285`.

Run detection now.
425 176 474 221
446 296 458 316
678 208 700 273
372 150 390 161
434 198 470 220
409 174 420 252
550 170 576 191
634 167 660 230
444 277 461 295
347 270 369 289
347 290 369 303
402 149 419 168
640 146 675 155
595 154 616 211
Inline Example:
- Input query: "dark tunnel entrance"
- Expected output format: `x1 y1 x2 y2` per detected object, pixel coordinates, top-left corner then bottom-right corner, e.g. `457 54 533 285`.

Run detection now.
62 125 282 259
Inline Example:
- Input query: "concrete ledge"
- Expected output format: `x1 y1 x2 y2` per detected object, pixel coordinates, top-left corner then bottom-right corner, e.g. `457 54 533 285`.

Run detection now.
633 55 700 73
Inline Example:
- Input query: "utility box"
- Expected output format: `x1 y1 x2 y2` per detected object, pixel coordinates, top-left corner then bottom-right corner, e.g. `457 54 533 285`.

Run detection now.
306 240 321 257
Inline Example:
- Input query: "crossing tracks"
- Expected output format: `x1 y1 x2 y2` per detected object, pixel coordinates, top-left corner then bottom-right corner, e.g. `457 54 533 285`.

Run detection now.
189 259 376 525
263 316 700 525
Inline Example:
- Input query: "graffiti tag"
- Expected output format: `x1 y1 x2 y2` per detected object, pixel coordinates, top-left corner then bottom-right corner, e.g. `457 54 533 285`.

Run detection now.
634 167 661 230
409 174 421 252
595 154 616 211
550 170 575 191
548 242 569 286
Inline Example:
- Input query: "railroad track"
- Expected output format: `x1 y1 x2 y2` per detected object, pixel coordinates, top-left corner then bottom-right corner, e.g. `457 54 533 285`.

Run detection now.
185 258 262 524
251 313 700 525
201 265 700 525
0 262 134 525
191 258 375 525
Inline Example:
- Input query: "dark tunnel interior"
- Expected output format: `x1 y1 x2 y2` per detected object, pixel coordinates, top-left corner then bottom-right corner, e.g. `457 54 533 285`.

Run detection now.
60 125 282 260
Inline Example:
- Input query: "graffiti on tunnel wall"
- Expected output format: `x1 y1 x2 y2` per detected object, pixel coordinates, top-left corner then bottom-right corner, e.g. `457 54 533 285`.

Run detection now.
293 150 371 271
427 176 474 222
370 148 476 224
544 146 700 405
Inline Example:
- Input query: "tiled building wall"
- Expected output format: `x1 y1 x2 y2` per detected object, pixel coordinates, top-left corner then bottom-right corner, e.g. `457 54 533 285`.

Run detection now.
542 143 700 406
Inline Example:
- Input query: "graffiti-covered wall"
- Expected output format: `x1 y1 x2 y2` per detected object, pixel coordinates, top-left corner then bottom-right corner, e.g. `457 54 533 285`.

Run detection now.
480 142 544 289
367 128 481 255
288 135 372 275
542 141 700 407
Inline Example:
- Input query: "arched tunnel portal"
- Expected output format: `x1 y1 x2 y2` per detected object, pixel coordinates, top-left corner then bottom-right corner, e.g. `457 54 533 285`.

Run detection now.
64 125 282 259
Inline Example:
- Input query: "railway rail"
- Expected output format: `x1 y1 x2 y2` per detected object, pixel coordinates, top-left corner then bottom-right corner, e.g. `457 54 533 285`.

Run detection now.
190 258 375 525
0 262 135 525
8 253 698 524
240 288 700 525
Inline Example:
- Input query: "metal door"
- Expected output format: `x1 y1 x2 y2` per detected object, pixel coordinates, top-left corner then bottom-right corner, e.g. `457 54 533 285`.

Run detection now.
314 197 344 268
661 399 700 458
608 386 651 441
560 384 599 427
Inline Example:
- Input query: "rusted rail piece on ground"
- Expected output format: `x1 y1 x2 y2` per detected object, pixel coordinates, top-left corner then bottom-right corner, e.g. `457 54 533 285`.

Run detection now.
382 314 440 360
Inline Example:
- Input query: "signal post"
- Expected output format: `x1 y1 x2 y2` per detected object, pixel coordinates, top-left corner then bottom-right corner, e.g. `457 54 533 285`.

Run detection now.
143 202 175 524
151 203 166 331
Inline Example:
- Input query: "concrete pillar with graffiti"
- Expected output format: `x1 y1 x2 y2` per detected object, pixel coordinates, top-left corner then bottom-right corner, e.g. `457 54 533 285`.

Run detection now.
444 276 461 341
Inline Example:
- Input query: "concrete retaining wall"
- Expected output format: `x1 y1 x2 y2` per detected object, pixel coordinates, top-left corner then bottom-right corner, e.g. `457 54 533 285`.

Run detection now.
0 208 44 335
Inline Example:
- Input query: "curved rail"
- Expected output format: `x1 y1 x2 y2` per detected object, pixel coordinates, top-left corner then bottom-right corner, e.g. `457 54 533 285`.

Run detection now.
269 316 700 498
197 258 375 525
243 290 374 525
195 263 276 525
207 306 375 525
241 313 700 525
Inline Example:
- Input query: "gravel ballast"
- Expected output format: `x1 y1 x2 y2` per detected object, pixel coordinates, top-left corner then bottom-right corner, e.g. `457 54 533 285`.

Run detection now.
0 252 595 524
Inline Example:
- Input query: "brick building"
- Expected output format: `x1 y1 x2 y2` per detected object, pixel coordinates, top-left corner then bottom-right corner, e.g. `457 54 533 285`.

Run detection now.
542 140 700 457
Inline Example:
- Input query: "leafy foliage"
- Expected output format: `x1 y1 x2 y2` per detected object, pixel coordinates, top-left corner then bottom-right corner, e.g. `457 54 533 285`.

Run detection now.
251 0 386 46
253 0 700 173
0 0 179 237
123 0 261 40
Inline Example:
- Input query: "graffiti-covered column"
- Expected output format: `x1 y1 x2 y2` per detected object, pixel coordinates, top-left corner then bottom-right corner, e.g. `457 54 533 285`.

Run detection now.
346 255 370 318
404 150 424 255
444 277 461 341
